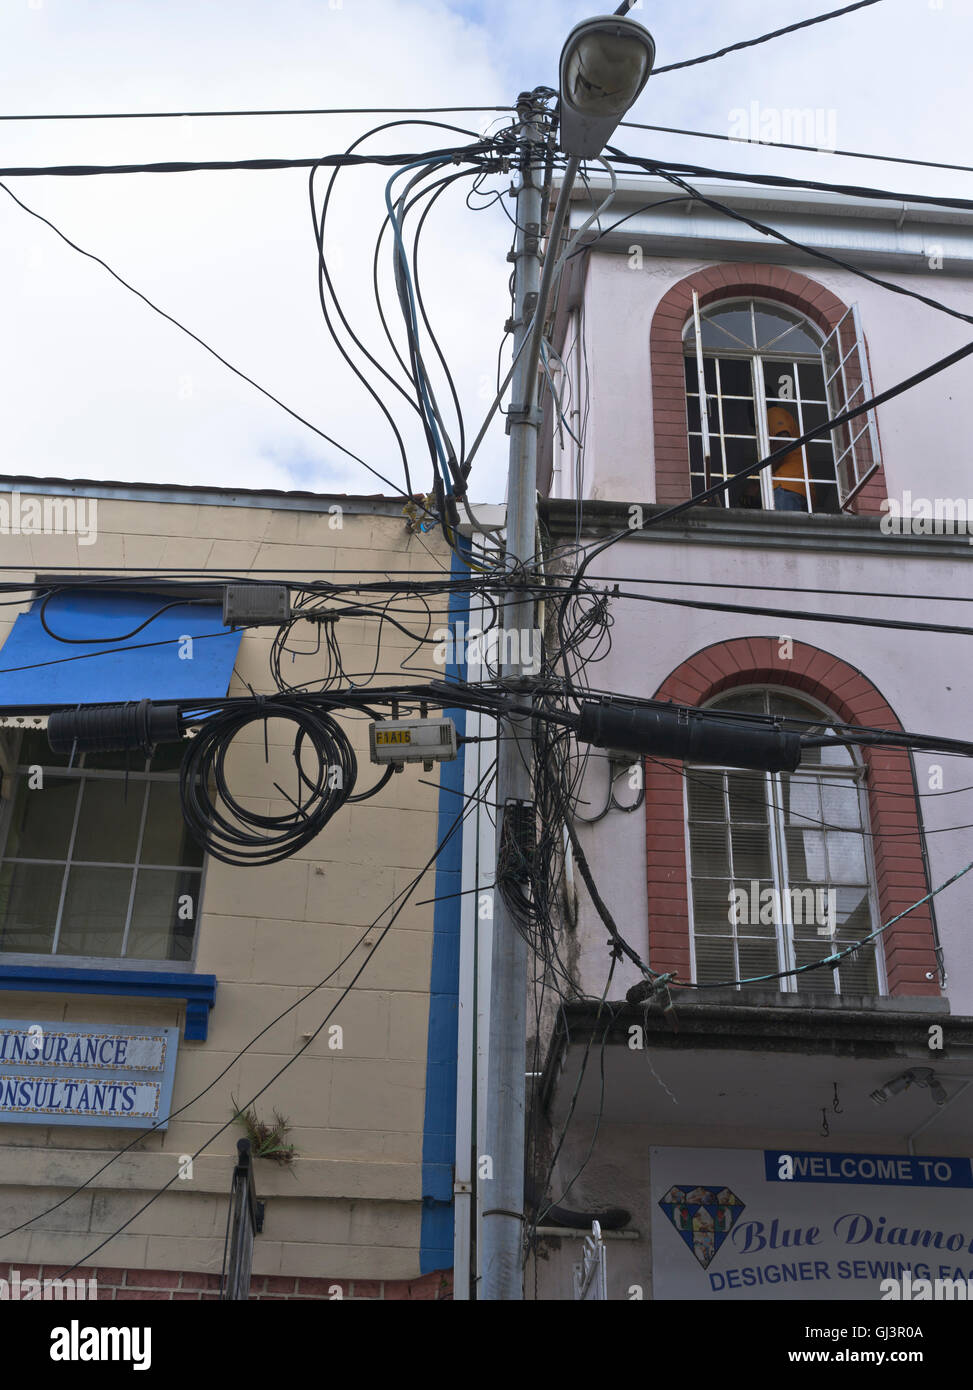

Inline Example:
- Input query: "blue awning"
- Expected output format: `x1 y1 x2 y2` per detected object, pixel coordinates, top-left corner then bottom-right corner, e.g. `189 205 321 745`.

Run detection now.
0 589 243 708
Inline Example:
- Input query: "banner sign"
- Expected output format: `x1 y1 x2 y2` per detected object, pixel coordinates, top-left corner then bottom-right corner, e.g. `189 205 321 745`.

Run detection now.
0 1021 179 1129
651 1146 973 1301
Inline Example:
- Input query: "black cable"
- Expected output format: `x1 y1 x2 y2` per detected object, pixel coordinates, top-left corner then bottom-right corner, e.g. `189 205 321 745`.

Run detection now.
602 587 973 639
608 151 973 217
47 755 497 1281
571 334 973 582
0 105 516 122
0 180 415 502
38 590 205 644
619 120 973 180
639 163 973 327
652 0 886 74
179 699 357 866
0 143 493 178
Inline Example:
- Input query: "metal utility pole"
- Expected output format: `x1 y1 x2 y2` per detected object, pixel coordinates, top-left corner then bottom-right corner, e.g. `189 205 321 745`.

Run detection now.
479 17 654 1299
480 88 549 1302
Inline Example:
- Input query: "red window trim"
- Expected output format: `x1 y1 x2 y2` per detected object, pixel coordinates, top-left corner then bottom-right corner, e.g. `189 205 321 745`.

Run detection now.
650 263 889 514
646 637 940 998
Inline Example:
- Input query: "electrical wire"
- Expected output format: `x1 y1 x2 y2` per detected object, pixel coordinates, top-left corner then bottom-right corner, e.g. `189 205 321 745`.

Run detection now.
0 180 418 503
619 119 973 180
44 755 498 1280
0 143 494 179
0 105 517 122
651 0 886 75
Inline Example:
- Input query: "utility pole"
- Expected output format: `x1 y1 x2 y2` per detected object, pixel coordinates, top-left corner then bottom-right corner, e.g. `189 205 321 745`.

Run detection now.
481 87 549 1303
479 16 655 1299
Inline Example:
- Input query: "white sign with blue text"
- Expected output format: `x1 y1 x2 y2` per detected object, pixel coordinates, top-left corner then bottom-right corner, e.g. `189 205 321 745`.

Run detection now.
0 1020 179 1129
650 1145 973 1300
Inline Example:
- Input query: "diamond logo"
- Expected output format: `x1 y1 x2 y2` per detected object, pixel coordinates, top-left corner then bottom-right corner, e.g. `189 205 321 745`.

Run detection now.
659 1185 745 1270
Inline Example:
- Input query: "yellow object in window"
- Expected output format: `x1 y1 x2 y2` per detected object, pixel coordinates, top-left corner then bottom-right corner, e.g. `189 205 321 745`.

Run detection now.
766 406 806 497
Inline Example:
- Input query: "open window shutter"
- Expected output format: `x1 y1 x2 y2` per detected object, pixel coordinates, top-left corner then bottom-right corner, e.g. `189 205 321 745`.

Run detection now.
822 304 881 506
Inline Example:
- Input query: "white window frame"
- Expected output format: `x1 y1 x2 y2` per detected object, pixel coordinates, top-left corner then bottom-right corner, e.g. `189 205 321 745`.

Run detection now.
683 297 850 514
0 729 206 969
683 686 887 997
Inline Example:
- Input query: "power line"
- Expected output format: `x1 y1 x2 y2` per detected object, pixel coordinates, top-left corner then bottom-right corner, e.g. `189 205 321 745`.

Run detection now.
0 105 516 123
646 165 973 327
619 120 973 180
607 151 973 216
652 0 886 75
0 143 494 179
0 179 420 504
30 758 496 1279
572 333 973 580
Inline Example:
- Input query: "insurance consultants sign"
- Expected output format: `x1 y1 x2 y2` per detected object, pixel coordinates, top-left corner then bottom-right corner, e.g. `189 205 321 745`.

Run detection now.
0 1021 179 1129
650 1146 973 1301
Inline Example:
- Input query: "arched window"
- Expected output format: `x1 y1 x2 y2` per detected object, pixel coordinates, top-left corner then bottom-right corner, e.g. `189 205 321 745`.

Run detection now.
685 689 882 996
683 298 841 514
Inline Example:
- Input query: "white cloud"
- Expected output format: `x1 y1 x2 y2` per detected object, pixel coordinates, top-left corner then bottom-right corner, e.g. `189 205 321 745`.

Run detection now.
0 0 969 504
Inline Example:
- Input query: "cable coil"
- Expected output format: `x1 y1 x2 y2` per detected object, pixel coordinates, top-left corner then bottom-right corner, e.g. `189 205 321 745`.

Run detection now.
179 699 357 867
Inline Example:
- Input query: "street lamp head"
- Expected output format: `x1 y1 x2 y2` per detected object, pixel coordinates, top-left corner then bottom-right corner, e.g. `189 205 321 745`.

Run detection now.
558 14 655 158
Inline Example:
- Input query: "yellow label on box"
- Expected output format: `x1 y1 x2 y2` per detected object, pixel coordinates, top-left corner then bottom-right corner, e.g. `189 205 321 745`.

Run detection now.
376 730 411 745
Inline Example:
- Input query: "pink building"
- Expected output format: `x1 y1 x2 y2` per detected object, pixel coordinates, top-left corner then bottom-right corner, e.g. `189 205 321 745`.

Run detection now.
527 176 973 1301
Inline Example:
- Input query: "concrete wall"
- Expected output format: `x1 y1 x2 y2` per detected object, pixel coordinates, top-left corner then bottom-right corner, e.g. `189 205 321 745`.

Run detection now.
0 488 453 1285
576 251 973 507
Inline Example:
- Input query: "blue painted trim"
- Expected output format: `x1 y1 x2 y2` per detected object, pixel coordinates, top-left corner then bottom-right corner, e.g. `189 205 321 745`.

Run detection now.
420 542 469 1274
0 966 217 1041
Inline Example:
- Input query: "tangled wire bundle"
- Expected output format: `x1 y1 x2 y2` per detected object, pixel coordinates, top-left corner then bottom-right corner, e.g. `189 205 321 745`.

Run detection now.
179 699 358 866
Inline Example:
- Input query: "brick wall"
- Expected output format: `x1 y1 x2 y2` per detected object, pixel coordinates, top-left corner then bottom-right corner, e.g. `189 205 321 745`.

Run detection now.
0 1261 453 1301
648 262 890 512
646 637 940 997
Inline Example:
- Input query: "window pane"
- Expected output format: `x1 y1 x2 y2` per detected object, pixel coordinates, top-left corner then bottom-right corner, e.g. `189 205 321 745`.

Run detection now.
837 944 878 995
716 358 753 396
141 782 203 868
731 823 772 878
0 862 62 952
692 878 734 934
822 782 861 829
797 361 827 399
18 730 73 768
73 779 145 862
693 935 735 984
5 774 78 860
720 398 756 435
687 771 725 821
766 324 820 354
83 750 149 772
738 938 781 983
127 869 198 961
686 395 701 431
728 773 768 823
684 356 698 391
56 866 132 957
147 741 186 773
702 308 754 348
753 307 804 348
689 822 730 877
813 483 841 515
825 831 867 883
793 938 839 993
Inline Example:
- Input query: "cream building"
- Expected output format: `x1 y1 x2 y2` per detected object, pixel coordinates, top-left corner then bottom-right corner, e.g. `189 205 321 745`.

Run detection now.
0 477 466 1301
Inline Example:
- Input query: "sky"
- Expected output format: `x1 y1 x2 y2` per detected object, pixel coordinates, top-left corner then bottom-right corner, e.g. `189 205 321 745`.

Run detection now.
1 0 971 505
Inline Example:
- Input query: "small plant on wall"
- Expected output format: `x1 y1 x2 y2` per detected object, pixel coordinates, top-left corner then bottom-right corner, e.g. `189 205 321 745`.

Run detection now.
231 1095 297 1165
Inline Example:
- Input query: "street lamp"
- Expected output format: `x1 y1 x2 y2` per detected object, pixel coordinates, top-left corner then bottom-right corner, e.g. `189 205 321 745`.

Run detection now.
558 14 656 157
